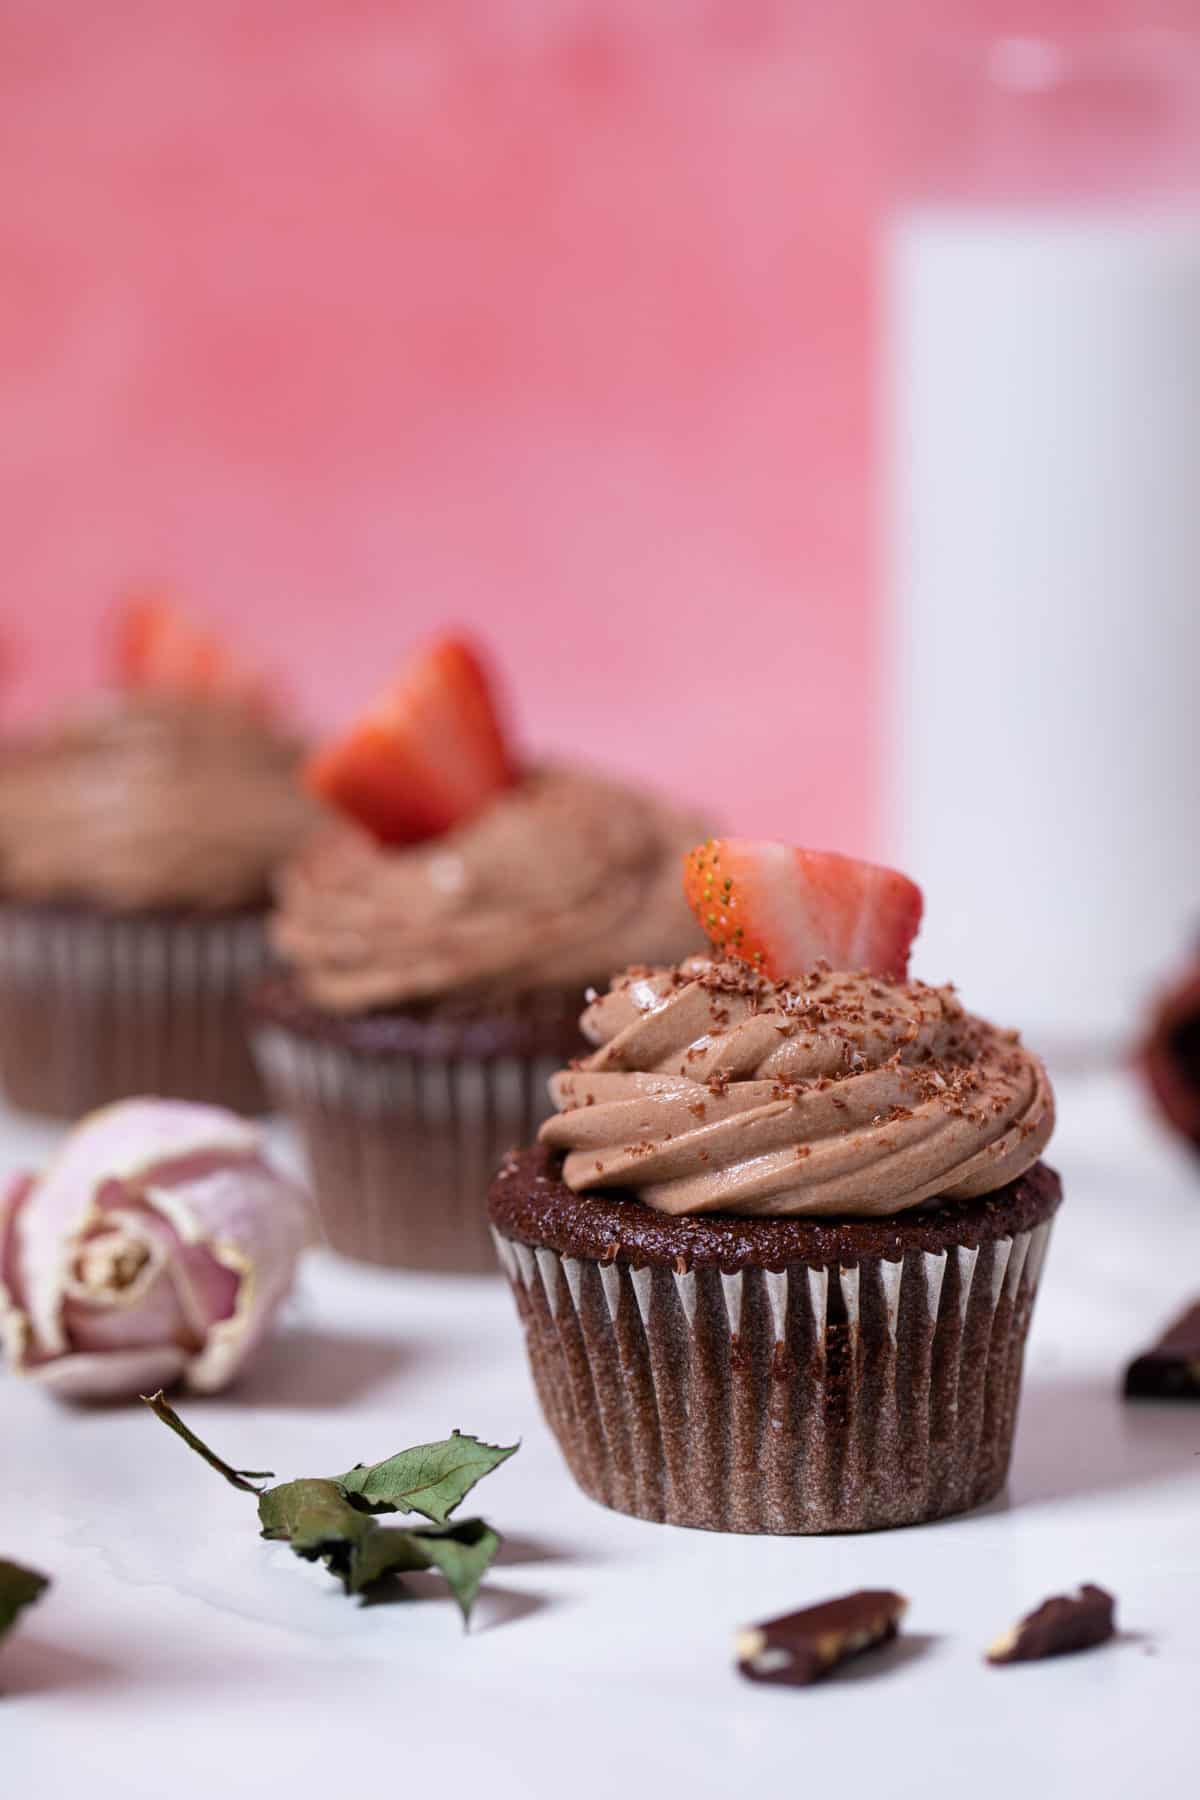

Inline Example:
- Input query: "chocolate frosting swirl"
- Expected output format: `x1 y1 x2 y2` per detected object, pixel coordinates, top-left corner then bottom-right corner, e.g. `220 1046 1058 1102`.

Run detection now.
0 698 317 911
269 766 708 1011
539 958 1054 1218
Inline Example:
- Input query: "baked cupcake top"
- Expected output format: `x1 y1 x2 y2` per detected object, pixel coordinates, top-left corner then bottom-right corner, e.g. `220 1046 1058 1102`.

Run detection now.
538 839 1054 1220
0 696 317 912
0 597 317 912
270 634 707 1011
271 765 707 1009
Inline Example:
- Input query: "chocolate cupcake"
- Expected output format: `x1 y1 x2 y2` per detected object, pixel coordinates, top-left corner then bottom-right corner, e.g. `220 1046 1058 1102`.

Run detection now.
0 621 315 1118
253 760 707 1273
489 839 1059 1533
1142 951 1200 1153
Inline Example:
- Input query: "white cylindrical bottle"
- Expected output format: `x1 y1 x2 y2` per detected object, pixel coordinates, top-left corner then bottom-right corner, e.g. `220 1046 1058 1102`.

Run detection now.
885 34 1200 1048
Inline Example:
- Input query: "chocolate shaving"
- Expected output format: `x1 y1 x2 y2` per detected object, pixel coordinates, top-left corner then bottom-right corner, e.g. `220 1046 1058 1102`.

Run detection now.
1124 1301 1200 1400
735 1590 907 1687
986 1584 1116 1665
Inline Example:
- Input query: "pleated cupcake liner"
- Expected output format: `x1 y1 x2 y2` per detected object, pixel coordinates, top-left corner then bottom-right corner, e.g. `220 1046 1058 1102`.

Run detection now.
491 1214 1055 1533
0 903 270 1118
252 1024 562 1272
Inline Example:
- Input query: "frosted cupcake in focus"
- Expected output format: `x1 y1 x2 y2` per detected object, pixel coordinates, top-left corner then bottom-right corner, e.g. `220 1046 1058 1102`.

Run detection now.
0 600 316 1116
250 635 707 1273
489 839 1059 1534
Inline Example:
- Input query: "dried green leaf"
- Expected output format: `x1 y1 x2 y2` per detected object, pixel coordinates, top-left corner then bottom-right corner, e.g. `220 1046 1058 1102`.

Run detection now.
257 1481 497 1618
0 1560 49 1642
141 1390 274 1494
337 1431 518 1524
409 1520 501 1625
146 1397 516 1624
257 1480 424 1594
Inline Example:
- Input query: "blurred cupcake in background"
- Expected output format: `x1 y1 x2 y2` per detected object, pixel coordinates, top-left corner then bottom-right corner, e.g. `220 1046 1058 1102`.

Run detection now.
0 597 318 1117
1142 945 1200 1155
251 634 707 1273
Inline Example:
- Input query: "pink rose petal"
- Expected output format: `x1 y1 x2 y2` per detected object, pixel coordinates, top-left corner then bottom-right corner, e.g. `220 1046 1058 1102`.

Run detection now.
144 1160 308 1393
19 1100 260 1359
30 1345 190 1402
0 1100 308 1401
61 1210 193 1355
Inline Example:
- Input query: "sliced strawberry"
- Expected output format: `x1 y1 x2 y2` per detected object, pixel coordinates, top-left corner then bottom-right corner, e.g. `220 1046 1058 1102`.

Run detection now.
306 635 515 845
683 839 923 982
113 595 273 712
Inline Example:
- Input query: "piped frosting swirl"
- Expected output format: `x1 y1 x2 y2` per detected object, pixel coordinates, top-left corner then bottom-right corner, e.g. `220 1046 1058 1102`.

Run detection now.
539 957 1054 1218
269 765 708 1011
0 697 316 911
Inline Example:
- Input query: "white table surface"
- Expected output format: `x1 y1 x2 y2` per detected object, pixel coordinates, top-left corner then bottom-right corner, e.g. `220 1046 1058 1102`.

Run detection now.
2 1066 1199 1799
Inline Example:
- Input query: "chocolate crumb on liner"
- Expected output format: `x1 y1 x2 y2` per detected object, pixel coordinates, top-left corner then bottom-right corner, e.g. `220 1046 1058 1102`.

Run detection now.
986 1584 1116 1664
1124 1300 1200 1401
736 1590 907 1685
489 1146 1061 1533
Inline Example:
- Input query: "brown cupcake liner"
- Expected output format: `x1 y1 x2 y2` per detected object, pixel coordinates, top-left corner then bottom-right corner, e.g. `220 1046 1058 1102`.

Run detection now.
251 1024 563 1272
490 1204 1055 1534
0 901 270 1118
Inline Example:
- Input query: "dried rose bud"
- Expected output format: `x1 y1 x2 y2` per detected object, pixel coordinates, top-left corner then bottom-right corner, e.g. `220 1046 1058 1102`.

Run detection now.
0 1099 309 1401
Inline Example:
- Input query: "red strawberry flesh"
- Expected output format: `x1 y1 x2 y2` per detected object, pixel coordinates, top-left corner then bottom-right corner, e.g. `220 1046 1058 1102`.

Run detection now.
683 839 923 982
112 595 273 713
306 635 514 845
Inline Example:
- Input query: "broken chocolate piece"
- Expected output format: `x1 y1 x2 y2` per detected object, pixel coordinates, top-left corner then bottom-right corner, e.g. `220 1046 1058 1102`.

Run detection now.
1124 1301 1200 1400
735 1589 908 1687
986 1584 1115 1665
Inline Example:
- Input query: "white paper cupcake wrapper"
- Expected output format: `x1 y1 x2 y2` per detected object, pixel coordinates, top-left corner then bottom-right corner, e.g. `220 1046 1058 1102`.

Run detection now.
253 1025 560 1272
492 1217 1054 1533
0 906 270 1117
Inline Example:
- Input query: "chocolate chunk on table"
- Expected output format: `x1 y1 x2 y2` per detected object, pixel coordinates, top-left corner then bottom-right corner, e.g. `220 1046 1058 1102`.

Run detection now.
987 1584 1116 1665
736 1590 908 1687
1124 1301 1200 1400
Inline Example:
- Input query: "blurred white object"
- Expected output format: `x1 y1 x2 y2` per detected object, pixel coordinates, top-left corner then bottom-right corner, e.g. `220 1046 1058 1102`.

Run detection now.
885 33 1200 1049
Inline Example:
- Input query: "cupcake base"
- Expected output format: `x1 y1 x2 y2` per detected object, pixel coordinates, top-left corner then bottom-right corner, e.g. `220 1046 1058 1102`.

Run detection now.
250 973 588 1273
489 1147 1062 1534
0 900 271 1118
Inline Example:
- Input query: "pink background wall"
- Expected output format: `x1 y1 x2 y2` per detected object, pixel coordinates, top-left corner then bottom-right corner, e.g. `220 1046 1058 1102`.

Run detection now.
1 2 1191 852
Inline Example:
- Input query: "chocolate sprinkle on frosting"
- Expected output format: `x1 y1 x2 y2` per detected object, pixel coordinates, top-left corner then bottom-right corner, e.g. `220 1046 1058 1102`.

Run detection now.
539 958 1055 1219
